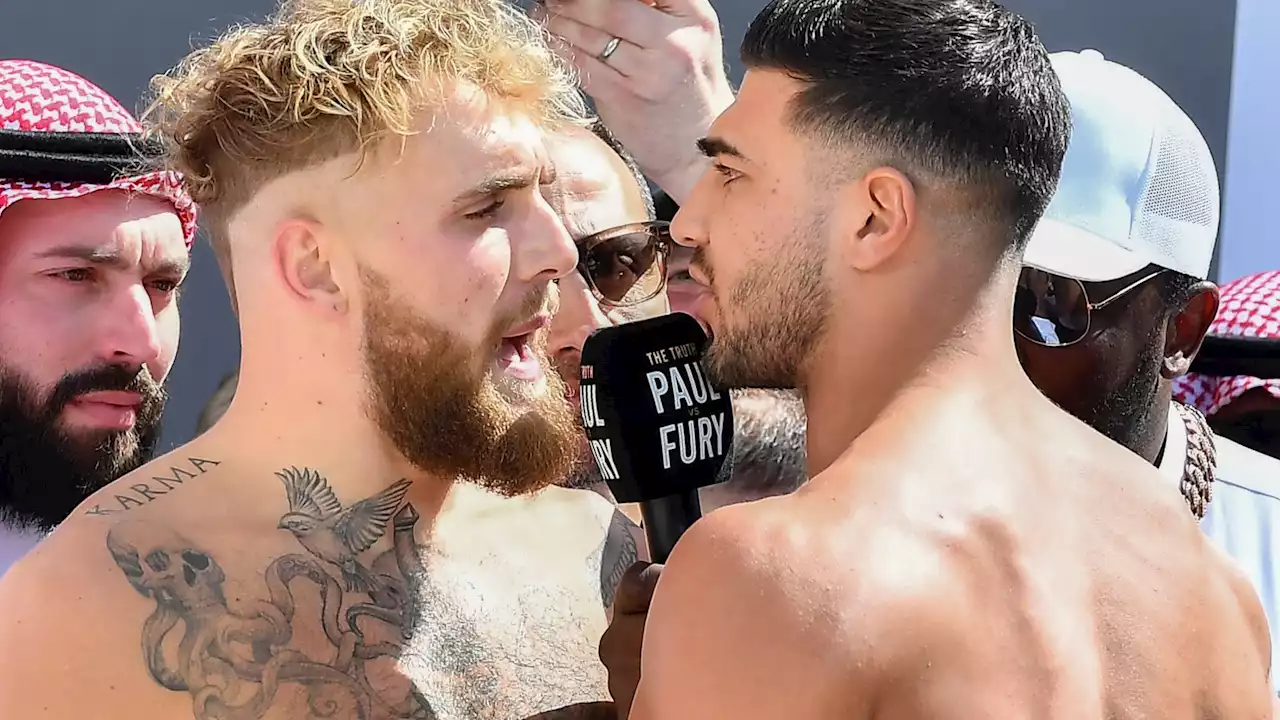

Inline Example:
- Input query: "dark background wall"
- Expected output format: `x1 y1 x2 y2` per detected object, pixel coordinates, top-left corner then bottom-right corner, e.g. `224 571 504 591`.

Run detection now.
0 0 1239 450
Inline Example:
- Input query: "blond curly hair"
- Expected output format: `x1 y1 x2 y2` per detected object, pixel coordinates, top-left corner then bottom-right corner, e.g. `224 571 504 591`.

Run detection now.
146 0 584 261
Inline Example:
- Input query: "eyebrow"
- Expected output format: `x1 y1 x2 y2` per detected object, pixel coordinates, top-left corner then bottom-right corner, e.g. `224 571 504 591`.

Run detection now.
452 166 549 207
697 136 747 161
37 244 189 277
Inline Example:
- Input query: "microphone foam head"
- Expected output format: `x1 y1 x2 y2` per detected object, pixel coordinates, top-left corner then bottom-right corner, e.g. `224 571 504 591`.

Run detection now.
579 312 734 503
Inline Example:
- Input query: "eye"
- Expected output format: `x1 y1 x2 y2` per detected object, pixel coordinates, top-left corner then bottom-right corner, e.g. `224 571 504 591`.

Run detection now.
712 163 742 184
465 199 506 220
668 269 694 283
148 278 182 294
53 267 94 283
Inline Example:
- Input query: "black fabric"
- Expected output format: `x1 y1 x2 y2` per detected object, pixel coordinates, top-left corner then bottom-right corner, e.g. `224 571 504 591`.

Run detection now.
1192 336 1280 380
654 192 679 223
0 130 163 185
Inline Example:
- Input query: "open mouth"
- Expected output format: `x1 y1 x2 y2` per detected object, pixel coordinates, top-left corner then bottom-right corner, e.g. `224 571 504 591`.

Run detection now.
498 333 541 379
497 315 550 382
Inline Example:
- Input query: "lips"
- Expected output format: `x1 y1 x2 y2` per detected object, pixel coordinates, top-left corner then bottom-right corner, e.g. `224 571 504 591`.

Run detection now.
74 390 142 408
65 391 143 431
502 313 551 341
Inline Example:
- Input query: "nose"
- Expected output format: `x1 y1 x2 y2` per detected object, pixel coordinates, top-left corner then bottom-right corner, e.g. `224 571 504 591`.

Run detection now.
514 190 579 285
96 284 163 367
670 174 713 251
548 271 613 354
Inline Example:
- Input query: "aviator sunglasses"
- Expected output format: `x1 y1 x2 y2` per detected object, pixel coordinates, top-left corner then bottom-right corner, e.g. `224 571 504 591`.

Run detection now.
575 220 673 307
1014 265 1165 347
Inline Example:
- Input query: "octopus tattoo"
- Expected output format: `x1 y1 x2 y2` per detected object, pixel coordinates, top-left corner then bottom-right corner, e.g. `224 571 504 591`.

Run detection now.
106 470 438 720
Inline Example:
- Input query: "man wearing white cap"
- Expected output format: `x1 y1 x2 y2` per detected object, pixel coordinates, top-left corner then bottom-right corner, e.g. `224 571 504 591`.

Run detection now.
0 60 197 573
1015 49 1280 688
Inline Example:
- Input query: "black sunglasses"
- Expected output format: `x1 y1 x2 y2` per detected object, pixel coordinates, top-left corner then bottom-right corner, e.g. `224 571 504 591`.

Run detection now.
575 220 672 307
1014 265 1165 347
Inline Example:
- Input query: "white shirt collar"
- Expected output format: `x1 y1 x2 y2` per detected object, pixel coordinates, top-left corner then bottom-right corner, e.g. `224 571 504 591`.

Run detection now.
1157 401 1187 486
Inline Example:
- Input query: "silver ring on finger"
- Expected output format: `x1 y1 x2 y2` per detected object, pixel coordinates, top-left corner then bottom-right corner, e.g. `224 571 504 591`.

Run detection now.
598 36 622 63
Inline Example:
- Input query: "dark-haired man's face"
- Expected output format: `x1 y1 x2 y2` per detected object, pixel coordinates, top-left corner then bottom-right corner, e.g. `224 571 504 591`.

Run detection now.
1016 273 1171 453
543 127 667 489
0 192 187 530
672 70 833 390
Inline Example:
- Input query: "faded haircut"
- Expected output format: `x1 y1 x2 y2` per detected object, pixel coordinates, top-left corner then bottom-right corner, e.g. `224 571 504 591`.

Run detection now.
742 0 1070 251
145 0 586 283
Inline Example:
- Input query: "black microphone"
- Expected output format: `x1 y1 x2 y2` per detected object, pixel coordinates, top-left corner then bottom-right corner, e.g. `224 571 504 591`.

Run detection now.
579 312 734 562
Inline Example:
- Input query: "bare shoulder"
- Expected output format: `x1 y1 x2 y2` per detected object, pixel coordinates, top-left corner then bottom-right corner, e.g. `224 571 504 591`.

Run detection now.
636 488 958 715
0 513 189 718
0 448 238 718
1205 532 1275 674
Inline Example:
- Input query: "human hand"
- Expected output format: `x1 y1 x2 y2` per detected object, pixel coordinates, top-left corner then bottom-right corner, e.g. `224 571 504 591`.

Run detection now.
533 0 735 202
598 560 662 718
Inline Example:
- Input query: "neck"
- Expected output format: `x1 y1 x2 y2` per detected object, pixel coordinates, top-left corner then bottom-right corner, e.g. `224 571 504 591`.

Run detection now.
1134 388 1175 466
206 347 456 520
801 258 1034 475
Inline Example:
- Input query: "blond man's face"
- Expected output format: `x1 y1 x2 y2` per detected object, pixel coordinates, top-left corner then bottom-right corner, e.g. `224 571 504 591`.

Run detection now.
310 93 584 493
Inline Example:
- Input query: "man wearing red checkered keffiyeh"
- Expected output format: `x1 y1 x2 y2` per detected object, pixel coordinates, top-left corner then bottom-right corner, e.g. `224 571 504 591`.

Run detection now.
0 59 196 570
1174 270 1280 460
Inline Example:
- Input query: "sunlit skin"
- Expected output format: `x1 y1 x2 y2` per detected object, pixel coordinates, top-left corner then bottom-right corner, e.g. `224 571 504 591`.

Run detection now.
632 68 1275 720
664 244 704 321
0 192 186 436
223 91 579 432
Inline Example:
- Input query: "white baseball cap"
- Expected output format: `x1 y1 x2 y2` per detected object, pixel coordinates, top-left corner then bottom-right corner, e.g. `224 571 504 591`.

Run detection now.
1022 50 1220 282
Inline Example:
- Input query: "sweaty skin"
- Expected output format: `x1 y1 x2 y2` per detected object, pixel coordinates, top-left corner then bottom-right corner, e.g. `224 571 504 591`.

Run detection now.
626 69 1275 719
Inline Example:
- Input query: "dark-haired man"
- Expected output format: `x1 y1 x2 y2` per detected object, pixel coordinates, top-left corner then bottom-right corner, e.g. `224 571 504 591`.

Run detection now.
554 0 1272 715
550 133 806 516
660 199 809 511
0 60 197 571
1016 51 1280 689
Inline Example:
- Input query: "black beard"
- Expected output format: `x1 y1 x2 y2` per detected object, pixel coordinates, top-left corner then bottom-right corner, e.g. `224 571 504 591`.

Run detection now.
0 365 164 531
1082 333 1165 453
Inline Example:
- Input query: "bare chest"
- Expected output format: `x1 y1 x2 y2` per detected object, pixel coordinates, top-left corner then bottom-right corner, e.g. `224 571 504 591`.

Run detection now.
106 501 614 720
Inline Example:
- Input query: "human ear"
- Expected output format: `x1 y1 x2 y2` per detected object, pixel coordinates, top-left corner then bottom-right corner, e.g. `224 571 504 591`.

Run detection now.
1162 283 1219 378
274 219 349 315
841 167 916 272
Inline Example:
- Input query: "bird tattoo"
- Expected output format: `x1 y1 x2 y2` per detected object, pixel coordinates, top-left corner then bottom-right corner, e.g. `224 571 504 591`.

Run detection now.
276 467 413 593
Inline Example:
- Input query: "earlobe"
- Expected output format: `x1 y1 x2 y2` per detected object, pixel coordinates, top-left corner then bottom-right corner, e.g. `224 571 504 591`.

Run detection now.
275 220 348 314
845 168 914 272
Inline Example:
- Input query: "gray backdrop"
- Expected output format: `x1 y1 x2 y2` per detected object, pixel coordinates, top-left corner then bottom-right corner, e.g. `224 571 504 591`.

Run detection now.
0 0 1239 450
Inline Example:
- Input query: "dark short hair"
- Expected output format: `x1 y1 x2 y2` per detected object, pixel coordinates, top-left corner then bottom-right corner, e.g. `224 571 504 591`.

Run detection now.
725 390 807 499
1157 269 1205 310
588 119 655 221
741 0 1070 249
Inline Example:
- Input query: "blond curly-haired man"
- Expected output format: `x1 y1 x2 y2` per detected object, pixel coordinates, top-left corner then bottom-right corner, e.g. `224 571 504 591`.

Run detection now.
0 1 632 718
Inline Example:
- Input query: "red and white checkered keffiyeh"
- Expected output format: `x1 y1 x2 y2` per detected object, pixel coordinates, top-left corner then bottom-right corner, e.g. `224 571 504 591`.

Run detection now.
1173 269 1280 416
0 59 196 245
